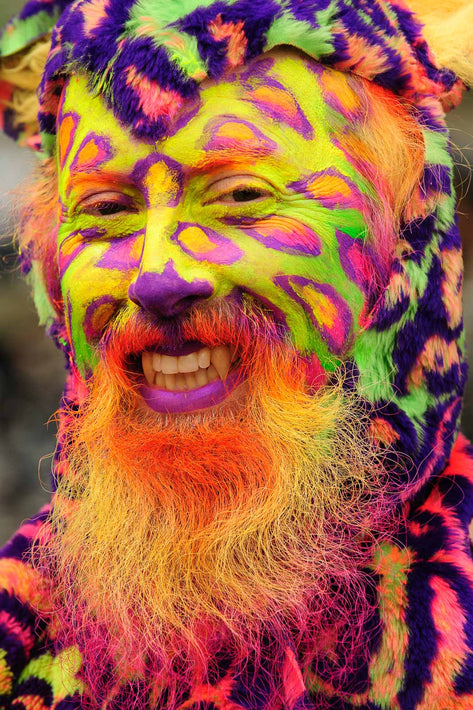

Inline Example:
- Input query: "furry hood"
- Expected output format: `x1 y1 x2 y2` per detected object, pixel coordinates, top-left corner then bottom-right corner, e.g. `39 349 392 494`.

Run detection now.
0 0 471 149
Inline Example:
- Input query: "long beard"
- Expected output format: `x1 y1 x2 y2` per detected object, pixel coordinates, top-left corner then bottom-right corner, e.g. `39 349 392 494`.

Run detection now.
36 300 395 708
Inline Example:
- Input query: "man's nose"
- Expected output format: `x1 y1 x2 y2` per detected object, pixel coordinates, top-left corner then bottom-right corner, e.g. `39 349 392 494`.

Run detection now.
128 260 214 318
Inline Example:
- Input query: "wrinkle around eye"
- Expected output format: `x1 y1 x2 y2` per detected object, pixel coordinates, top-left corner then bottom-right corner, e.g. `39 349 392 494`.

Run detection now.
72 189 143 218
203 173 277 205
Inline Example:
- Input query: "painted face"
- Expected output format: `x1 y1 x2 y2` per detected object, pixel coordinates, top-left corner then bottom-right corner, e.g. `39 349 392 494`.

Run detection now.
57 50 377 412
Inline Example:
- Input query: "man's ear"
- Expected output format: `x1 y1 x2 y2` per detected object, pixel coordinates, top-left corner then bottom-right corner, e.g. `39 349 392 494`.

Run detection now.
407 1 473 89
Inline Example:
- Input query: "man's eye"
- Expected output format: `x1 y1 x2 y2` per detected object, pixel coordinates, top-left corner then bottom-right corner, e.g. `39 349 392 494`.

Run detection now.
75 191 139 217
205 175 273 205
93 201 128 216
229 188 266 203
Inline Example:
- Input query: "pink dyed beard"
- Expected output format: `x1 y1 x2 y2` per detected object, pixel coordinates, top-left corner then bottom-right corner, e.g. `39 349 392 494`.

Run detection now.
38 301 395 708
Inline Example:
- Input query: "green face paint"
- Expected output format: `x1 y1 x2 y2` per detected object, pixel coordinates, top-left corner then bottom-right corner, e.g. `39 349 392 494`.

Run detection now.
57 50 376 376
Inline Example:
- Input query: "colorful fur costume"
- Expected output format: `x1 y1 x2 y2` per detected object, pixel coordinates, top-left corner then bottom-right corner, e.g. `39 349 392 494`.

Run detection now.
1 0 473 708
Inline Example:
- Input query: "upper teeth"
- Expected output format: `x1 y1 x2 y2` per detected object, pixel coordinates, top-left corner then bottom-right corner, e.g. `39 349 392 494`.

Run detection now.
142 345 233 390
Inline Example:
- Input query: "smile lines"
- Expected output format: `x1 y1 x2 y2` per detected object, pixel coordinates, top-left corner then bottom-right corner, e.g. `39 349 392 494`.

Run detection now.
141 345 234 391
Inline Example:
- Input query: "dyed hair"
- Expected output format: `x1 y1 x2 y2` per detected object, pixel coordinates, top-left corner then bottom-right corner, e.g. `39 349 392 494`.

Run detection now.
37 297 397 706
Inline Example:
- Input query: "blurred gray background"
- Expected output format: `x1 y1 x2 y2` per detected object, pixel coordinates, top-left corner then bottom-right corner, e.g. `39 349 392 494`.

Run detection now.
0 0 64 542
0 1 472 542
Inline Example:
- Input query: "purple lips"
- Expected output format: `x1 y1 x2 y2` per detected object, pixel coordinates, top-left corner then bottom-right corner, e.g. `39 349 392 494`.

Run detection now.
140 368 243 413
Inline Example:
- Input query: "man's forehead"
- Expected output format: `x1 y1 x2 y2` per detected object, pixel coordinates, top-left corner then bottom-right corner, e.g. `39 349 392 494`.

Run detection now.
56 50 347 173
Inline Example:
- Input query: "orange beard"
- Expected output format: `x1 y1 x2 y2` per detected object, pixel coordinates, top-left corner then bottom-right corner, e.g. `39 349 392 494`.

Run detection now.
38 301 395 707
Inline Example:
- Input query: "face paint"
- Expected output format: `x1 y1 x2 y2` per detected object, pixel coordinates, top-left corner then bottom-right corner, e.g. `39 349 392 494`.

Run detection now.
57 49 378 411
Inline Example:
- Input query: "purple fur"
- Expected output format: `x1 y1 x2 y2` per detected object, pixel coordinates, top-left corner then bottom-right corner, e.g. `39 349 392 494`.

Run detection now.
286 0 332 25
18 0 72 22
178 0 281 65
421 164 452 199
399 566 436 709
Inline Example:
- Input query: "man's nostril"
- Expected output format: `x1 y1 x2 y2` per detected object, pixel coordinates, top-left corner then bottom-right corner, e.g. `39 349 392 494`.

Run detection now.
177 295 203 310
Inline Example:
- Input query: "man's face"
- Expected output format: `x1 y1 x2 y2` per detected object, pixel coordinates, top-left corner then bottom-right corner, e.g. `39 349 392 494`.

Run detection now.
57 50 375 412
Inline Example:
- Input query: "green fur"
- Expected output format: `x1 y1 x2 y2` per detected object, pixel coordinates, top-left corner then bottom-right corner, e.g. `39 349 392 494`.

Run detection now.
18 647 85 699
129 0 237 30
265 5 338 57
0 11 57 57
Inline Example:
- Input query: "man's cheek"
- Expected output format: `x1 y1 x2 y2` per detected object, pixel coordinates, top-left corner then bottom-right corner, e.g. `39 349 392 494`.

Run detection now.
58 228 107 279
60 233 142 373
65 289 118 372
220 224 365 363
273 275 363 364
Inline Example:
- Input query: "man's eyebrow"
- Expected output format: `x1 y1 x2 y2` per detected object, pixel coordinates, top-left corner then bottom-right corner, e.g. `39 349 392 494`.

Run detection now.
188 117 280 174
64 170 135 197
190 145 278 174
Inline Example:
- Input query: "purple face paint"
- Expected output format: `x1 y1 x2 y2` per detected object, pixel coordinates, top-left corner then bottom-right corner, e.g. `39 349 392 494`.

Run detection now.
172 223 244 265
96 230 144 271
203 117 278 154
242 76 314 140
83 295 119 342
274 275 354 355
69 132 114 180
58 53 374 386
128 260 214 317
242 221 322 256
288 169 365 210
131 153 184 208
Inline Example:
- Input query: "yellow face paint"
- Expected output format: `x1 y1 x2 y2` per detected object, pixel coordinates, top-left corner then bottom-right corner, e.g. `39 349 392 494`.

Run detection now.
57 50 376 375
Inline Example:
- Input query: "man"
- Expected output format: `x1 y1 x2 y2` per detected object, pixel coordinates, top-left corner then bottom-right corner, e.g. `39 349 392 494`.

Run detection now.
0 0 472 708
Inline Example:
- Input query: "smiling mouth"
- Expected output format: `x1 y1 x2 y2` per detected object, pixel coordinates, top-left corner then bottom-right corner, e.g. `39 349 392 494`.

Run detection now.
141 344 236 390
139 343 244 413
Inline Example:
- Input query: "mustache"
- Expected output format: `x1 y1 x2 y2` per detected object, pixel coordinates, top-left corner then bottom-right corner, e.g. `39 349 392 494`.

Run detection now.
96 296 290 374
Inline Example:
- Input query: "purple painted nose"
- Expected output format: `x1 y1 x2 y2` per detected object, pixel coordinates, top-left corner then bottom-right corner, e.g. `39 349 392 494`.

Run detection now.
128 260 214 318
